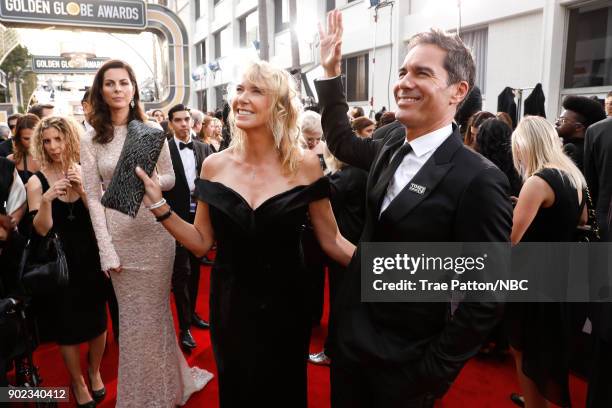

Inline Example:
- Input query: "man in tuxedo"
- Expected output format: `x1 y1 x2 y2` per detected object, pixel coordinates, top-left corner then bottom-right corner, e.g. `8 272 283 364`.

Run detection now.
164 104 213 352
315 11 512 407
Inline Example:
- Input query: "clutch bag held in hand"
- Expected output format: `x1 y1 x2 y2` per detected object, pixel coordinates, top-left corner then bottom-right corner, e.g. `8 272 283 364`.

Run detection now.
101 120 166 218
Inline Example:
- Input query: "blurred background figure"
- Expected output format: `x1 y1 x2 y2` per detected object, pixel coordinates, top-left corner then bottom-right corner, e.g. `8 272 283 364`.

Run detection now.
190 109 204 139
464 110 495 149
0 126 10 142
455 86 483 140
7 114 41 186
475 118 523 198
555 95 606 172
28 104 54 119
151 109 165 124
496 112 514 130
351 116 375 139
349 106 364 120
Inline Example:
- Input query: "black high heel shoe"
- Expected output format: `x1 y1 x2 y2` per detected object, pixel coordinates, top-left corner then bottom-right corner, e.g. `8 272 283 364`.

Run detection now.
72 383 96 408
87 369 106 403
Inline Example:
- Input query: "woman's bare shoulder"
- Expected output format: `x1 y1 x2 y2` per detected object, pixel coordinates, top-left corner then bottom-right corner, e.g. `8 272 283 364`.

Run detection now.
200 147 234 179
297 149 323 184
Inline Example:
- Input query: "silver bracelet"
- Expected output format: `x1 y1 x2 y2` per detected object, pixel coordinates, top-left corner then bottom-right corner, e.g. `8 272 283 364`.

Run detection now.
147 198 166 210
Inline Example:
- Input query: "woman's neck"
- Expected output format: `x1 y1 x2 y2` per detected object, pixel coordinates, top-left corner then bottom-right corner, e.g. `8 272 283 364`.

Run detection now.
242 128 276 164
111 107 130 126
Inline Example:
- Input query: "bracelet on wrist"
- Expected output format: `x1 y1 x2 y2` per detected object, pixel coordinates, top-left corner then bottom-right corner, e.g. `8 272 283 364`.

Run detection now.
147 198 166 210
155 208 173 222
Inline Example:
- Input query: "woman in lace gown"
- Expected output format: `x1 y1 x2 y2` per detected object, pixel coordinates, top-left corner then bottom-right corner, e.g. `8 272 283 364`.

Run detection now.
136 60 355 407
80 60 212 407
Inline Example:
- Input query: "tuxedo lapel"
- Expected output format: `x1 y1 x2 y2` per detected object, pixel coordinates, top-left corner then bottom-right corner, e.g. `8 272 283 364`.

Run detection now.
380 129 462 222
168 139 188 188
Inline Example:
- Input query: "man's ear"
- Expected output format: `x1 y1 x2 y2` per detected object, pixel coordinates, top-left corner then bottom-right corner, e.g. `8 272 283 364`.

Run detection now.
450 81 469 106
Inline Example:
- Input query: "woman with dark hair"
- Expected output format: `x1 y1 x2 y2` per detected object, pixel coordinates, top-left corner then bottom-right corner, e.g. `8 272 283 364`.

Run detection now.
463 110 495 148
351 116 375 138
151 109 165 123
475 118 523 197
7 114 41 184
80 60 211 407
496 111 514 130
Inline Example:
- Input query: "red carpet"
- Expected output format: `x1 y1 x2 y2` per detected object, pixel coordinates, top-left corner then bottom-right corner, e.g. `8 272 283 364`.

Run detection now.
18 264 588 407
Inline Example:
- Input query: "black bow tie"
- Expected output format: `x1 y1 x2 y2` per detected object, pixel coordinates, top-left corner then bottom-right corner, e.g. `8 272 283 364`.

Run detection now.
179 141 193 150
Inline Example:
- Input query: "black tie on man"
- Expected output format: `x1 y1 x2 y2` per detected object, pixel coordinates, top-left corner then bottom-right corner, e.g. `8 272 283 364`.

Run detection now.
316 10 512 408
163 104 214 352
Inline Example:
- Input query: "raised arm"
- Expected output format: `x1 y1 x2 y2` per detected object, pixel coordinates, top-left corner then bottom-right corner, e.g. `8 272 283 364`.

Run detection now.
315 9 380 170
80 132 121 272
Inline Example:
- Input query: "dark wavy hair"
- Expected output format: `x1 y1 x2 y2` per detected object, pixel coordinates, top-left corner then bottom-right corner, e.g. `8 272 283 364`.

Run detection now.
88 60 146 144
476 118 522 196
13 113 40 163
464 110 494 147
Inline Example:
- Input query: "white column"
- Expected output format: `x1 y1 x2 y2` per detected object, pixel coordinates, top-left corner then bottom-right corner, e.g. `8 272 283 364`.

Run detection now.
540 0 566 120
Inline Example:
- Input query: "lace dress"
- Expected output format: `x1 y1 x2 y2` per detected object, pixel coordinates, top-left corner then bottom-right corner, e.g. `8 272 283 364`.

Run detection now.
81 124 212 407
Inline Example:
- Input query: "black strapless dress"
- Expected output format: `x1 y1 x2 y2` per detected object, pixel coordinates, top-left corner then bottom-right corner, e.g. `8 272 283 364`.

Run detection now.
195 177 330 408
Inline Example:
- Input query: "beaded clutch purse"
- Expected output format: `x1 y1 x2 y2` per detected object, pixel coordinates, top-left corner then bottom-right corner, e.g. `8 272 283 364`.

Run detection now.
101 120 166 218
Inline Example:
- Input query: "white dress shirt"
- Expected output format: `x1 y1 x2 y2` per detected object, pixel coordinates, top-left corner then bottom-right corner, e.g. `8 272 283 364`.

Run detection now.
380 124 453 215
173 135 197 194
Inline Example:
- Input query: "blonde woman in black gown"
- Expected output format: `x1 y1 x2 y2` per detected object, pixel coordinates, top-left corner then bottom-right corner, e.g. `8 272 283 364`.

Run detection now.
136 60 355 408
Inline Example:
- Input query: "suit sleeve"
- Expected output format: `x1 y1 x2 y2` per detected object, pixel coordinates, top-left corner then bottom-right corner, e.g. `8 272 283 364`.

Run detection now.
584 126 598 204
314 77 381 171
415 167 512 396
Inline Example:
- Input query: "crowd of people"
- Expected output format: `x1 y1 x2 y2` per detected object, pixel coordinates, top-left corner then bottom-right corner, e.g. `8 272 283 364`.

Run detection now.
1 8 612 408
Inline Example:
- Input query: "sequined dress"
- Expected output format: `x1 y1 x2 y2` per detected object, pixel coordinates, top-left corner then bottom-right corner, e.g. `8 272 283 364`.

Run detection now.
81 124 212 407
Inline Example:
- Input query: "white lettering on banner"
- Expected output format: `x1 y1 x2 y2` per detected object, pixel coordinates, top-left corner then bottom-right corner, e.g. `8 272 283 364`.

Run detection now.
97 5 139 20
4 0 51 14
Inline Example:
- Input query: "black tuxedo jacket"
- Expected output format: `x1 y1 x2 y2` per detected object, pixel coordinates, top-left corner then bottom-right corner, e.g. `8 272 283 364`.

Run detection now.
315 77 513 396
584 118 612 342
584 117 612 240
164 138 213 221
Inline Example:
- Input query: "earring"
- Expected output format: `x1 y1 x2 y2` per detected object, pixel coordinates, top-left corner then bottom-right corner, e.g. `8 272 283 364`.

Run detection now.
130 99 135 109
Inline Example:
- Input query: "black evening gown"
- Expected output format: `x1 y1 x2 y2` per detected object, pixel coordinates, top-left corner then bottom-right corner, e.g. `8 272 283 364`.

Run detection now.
35 172 107 345
507 168 582 407
195 176 330 408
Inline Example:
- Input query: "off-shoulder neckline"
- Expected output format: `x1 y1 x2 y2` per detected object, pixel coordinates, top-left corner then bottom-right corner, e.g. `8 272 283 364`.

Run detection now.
198 177 327 212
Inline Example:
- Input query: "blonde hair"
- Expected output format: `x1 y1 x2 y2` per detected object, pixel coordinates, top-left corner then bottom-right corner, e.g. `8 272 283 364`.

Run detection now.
32 116 82 170
228 60 303 175
323 144 345 173
511 116 585 191
198 115 215 143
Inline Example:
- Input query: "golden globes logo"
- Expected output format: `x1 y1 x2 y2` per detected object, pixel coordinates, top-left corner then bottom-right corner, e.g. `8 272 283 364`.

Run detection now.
0 0 146 29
